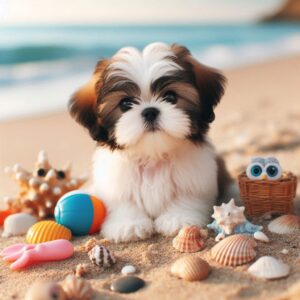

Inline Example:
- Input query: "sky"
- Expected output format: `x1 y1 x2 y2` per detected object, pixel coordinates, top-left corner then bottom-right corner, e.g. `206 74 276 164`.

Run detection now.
0 0 284 25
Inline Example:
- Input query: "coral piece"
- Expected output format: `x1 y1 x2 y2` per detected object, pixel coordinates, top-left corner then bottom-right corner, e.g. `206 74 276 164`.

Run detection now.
207 198 263 241
26 220 72 244
248 256 290 280
0 239 74 270
61 274 94 300
4 150 87 219
0 209 13 226
268 214 300 234
88 244 116 268
25 281 66 300
172 225 205 253
2 213 37 237
211 234 257 266
170 256 210 281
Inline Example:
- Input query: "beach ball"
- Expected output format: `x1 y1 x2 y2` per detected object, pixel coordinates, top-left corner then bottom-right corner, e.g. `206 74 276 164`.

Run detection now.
54 190 106 236
26 220 72 244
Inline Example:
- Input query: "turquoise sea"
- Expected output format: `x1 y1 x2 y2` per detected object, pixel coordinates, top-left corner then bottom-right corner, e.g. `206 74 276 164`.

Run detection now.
0 23 300 120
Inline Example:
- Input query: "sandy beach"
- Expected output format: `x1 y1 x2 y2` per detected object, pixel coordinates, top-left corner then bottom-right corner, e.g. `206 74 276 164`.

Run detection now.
0 54 299 299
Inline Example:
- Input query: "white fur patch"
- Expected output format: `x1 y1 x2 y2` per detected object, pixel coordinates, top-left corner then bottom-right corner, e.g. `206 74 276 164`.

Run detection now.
108 42 182 99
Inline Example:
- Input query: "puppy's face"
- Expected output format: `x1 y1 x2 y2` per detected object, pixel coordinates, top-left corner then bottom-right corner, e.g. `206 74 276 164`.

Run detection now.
69 43 225 156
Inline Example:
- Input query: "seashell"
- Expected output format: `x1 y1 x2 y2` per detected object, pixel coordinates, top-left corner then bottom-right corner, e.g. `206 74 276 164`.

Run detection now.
2 213 37 237
268 215 300 234
254 231 269 243
248 256 290 280
170 256 210 281
88 244 116 268
211 234 257 266
25 281 66 300
75 263 89 277
121 265 136 275
61 274 94 300
26 220 72 244
172 225 205 253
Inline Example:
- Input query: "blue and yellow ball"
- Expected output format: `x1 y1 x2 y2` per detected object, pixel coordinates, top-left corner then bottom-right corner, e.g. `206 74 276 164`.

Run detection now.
54 190 106 236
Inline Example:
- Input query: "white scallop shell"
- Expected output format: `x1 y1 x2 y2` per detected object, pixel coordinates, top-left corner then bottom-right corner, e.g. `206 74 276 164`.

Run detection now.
211 234 257 266
2 213 37 237
268 215 300 234
248 256 290 280
254 231 269 243
88 245 116 268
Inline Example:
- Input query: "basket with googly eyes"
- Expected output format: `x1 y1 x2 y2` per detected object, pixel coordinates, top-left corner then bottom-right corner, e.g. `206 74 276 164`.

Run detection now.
238 157 297 217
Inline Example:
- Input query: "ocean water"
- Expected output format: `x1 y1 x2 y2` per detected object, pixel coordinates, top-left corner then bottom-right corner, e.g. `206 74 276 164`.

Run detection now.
1 23 300 121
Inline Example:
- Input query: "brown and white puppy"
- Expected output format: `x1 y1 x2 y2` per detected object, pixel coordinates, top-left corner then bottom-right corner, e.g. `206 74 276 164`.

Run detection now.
69 42 231 242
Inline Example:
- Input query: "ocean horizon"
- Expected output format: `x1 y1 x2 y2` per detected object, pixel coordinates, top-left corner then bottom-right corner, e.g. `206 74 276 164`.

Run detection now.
1 23 300 121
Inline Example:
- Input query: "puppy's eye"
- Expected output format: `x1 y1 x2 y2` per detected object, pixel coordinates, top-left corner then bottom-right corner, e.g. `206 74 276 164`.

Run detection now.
163 91 177 104
119 97 134 112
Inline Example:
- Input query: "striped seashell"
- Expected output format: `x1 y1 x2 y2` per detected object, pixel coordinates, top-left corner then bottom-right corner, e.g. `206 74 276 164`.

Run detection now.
268 214 300 234
61 274 94 300
88 245 116 268
211 234 257 266
26 220 72 244
171 256 210 281
172 226 205 253
248 256 290 280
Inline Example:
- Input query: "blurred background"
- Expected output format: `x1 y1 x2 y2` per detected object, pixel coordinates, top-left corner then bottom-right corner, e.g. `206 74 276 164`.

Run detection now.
0 0 300 120
0 0 300 202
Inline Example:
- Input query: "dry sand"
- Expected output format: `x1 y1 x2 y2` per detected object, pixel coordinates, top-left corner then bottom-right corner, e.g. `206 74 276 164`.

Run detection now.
0 55 300 299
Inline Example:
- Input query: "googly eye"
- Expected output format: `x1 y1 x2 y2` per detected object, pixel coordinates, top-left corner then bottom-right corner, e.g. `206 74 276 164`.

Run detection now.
246 163 264 180
265 163 282 180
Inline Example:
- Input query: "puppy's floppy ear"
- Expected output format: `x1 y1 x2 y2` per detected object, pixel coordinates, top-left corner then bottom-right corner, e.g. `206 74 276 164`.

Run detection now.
187 56 226 123
68 60 109 141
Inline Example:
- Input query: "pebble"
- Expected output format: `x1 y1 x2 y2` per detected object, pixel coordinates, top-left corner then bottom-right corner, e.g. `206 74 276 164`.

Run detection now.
121 265 136 275
110 276 145 293
281 249 289 255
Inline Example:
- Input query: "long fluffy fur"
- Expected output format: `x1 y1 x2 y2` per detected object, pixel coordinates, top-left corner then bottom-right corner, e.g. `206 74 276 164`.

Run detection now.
69 42 229 242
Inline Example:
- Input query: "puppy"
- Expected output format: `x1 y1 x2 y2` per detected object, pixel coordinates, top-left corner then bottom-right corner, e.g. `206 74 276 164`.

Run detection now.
69 42 231 242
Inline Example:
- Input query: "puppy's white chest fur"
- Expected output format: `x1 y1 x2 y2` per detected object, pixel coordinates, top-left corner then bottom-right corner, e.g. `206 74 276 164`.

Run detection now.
92 141 218 241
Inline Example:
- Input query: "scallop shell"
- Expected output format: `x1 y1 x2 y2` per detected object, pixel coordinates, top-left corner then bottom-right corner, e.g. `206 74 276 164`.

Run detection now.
2 213 37 237
171 256 210 281
211 234 257 266
172 226 205 253
248 256 290 280
88 245 116 268
25 281 66 300
61 275 93 300
268 215 300 234
26 220 72 244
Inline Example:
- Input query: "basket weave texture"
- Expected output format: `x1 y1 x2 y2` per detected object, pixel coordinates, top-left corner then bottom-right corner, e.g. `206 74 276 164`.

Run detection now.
238 172 297 217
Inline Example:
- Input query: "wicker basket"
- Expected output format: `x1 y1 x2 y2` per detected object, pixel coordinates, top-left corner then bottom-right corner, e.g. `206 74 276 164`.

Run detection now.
238 172 297 217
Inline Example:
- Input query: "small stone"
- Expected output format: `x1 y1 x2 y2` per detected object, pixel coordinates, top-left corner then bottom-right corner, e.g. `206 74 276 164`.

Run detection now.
110 276 145 293
121 265 136 275
281 249 289 255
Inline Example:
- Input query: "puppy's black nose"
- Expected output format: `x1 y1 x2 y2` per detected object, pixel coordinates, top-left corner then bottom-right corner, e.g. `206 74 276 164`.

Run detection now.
142 107 160 122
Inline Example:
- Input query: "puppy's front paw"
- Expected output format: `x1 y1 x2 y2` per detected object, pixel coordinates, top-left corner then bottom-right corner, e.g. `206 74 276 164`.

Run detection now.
101 214 154 243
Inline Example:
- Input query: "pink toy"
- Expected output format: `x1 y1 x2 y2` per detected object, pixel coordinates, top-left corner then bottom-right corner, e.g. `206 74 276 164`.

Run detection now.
0 239 74 270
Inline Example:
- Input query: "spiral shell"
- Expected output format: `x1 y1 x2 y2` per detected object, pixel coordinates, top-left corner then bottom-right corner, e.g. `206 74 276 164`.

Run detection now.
88 245 116 268
268 215 300 234
26 220 72 244
61 275 93 300
172 226 205 253
248 256 290 280
211 234 257 266
171 256 210 281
